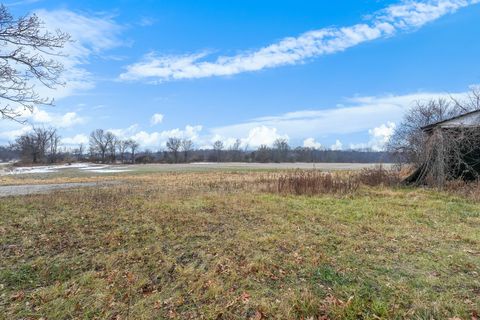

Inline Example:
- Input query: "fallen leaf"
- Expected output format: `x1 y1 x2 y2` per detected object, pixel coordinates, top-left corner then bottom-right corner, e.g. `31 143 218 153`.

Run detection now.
240 292 250 304
11 291 24 301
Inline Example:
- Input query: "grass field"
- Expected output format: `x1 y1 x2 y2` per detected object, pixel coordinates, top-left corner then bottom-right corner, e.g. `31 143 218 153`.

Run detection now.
1 170 479 319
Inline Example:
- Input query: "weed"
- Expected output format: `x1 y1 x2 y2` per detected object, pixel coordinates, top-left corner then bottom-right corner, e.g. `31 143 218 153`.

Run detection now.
264 170 359 196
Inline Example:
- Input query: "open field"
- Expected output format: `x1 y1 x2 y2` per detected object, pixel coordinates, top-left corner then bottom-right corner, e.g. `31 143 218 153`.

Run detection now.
0 162 389 177
0 162 391 190
1 169 479 319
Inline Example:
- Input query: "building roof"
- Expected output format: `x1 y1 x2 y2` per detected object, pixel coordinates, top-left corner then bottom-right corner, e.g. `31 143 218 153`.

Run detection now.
421 109 480 132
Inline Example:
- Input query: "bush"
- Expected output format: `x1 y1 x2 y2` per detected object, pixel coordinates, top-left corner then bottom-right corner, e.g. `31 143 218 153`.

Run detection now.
262 167 402 196
265 170 359 196
356 165 401 187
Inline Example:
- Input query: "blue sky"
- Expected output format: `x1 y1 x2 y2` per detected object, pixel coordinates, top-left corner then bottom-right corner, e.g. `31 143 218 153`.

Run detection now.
2 0 480 150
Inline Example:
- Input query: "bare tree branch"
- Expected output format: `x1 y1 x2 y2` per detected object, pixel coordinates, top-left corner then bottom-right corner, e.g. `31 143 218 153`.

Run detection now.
0 5 70 122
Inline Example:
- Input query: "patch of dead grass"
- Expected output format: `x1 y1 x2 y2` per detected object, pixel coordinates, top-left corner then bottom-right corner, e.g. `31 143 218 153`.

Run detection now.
0 171 479 319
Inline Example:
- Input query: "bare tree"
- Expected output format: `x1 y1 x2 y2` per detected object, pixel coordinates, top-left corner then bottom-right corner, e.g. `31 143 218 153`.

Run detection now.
89 129 109 163
117 140 129 163
127 139 139 164
181 139 193 163
48 128 60 163
166 137 181 163
273 138 290 162
229 138 242 162
213 140 224 162
105 132 117 163
75 143 85 161
254 145 271 163
12 127 59 163
0 5 70 122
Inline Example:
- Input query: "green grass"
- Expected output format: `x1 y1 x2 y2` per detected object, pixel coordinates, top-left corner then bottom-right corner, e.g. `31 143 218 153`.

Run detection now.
0 171 479 319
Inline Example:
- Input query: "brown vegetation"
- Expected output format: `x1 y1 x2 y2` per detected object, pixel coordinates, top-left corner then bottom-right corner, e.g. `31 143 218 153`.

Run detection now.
262 166 401 196
263 170 360 196
1 170 479 319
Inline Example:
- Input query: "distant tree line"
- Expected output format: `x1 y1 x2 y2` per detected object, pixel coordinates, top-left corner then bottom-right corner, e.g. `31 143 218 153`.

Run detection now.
0 128 393 164
0 146 18 162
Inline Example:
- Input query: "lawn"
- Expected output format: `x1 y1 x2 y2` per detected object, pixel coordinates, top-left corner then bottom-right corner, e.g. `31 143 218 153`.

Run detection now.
0 171 479 319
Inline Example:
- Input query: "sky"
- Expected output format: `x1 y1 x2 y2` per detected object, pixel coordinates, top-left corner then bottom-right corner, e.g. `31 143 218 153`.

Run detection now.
1 0 480 151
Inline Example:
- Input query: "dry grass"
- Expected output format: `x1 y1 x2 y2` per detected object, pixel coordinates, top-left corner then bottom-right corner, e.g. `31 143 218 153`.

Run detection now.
261 167 400 196
1 170 479 319
262 170 359 196
356 165 401 187
445 179 480 202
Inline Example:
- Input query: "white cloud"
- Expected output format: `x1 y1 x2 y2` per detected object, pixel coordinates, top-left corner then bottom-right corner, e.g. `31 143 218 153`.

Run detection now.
106 124 203 148
303 138 322 149
119 0 479 82
369 122 396 151
27 108 84 128
107 124 140 138
241 126 288 148
331 140 343 151
0 106 85 144
0 126 31 142
348 122 396 151
62 134 89 146
60 112 85 128
150 113 164 125
106 123 288 150
206 134 239 149
31 9 124 100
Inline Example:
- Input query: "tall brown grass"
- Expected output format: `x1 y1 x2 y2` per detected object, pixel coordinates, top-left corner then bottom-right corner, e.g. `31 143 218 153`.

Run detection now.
264 170 359 196
263 166 401 196
356 165 401 187
444 179 480 202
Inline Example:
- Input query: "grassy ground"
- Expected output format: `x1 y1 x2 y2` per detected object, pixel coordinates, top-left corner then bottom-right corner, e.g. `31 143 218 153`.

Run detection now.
0 171 479 319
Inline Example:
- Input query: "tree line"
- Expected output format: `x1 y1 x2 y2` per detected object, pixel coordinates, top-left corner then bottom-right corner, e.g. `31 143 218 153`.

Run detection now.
1 127 392 164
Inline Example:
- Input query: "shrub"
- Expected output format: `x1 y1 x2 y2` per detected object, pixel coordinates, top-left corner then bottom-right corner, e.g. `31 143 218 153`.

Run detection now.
264 170 359 196
356 165 401 187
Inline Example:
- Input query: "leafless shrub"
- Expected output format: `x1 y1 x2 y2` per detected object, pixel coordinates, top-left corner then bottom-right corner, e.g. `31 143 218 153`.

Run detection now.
356 165 401 187
264 170 360 196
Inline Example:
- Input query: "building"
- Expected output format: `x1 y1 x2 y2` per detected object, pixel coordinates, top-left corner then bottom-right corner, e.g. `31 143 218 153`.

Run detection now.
405 109 480 185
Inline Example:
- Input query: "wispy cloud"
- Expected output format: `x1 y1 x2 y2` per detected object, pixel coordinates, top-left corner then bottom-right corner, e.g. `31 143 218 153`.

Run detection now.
119 0 479 83
139 16 157 27
150 113 164 125
33 9 124 99
5 0 42 7
210 87 472 148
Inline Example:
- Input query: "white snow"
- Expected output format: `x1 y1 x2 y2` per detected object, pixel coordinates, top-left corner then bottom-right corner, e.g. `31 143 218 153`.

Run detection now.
2 163 130 175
